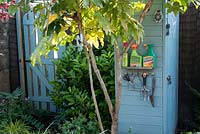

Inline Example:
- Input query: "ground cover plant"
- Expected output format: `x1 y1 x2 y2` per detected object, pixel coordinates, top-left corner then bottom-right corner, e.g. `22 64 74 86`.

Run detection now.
0 88 55 134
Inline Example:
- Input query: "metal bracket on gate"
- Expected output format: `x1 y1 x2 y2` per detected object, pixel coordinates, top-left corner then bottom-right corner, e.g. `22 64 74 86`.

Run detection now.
25 60 31 63
167 75 172 84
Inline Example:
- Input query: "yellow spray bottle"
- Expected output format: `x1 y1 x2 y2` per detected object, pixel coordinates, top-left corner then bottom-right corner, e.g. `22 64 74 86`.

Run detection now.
130 44 142 67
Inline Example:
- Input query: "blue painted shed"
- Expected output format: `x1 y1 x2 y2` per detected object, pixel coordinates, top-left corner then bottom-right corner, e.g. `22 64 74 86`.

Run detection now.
118 0 179 134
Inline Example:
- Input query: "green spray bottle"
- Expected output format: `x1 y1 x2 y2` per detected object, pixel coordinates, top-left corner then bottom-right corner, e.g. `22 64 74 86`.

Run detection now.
130 44 142 67
122 42 128 67
143 44 156 68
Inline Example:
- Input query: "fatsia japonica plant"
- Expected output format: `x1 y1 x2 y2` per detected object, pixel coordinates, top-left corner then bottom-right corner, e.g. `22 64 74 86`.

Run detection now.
8 0 200 133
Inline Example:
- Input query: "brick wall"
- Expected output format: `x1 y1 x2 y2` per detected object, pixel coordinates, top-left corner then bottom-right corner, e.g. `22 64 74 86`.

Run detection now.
8 18 20 91
0 18 19 92
0 21 10 92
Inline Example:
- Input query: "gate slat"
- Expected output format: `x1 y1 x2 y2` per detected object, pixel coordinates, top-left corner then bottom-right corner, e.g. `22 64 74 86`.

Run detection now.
37 28 48 110
27 64 53 90
23 23 32 99
30 25 40 109
39 65 47 110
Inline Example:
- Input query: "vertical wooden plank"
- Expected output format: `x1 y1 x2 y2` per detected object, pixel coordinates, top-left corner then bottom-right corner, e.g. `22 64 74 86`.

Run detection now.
163 11 179 134
30 68 34 97
16 10 26 95
50 104 56 112
47 49 56 112
23 23 33 99
39 64 47 110
16 11 22 91
29 14 39 108
58 46 66 58
48 63 56 112
36 28 47 110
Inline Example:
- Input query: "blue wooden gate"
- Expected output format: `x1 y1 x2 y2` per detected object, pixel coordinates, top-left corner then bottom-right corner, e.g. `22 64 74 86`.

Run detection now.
17 11 65 112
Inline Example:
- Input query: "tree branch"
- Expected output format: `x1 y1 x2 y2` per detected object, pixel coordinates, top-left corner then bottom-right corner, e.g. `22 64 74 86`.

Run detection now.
76 12 114 120
121 0 154 56
83 47 104 132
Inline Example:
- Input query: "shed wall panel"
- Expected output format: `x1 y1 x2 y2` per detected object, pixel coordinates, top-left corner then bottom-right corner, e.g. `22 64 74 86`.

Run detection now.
118 1 164 134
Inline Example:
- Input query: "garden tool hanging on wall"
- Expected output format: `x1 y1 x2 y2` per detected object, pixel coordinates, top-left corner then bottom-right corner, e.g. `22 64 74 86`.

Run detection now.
150 75 156 107
123 73 134 86
123 72 142 91
141 72 150 101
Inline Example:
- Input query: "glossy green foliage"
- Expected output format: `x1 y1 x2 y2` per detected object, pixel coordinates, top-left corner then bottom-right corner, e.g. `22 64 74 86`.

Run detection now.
50 44 115 129
60 114 100 134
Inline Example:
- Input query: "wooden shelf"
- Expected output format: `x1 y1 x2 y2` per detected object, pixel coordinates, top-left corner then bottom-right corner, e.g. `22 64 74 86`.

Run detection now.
124 67 153 70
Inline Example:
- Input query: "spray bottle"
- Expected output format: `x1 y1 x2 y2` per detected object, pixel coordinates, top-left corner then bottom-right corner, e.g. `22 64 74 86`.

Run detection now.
143 44 156 68
130 44 142 67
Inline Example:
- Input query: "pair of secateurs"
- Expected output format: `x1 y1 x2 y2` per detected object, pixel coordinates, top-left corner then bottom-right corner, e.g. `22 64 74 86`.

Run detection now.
141 72 150 101
123 72 142 91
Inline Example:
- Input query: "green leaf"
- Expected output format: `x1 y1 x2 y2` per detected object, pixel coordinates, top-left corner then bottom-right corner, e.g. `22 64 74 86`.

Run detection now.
33 3 44 14
21 4 30 12
93 0 102 7
8 4 18 16
31 36 51 66
83 0 90 7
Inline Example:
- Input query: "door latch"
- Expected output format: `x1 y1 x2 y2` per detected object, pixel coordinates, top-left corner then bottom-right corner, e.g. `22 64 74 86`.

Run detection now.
167 75 172 84
166 24 170 36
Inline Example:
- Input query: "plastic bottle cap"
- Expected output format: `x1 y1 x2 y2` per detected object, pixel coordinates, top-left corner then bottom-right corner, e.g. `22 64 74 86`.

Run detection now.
131 44 138 50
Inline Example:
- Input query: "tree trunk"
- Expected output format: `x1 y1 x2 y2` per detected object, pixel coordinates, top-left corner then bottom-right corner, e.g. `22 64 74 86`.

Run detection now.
76 11 114 129
84 48 104 132
87 45 114 119
115 43 122 117
111 116 118 134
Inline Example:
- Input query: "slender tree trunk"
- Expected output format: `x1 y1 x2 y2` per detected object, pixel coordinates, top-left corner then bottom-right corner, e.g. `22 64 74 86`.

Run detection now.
76 12 114 132
87 45 114 120
111 115 118 134
84 48 104 132
115 44 122 117
75 1 154 133
76 12 114 121
110 43 122 134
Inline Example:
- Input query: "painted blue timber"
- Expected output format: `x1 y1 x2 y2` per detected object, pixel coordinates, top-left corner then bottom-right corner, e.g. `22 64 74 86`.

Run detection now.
118 0 179 134
16 12 23 90
16 11 65 112
163 11 179 134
